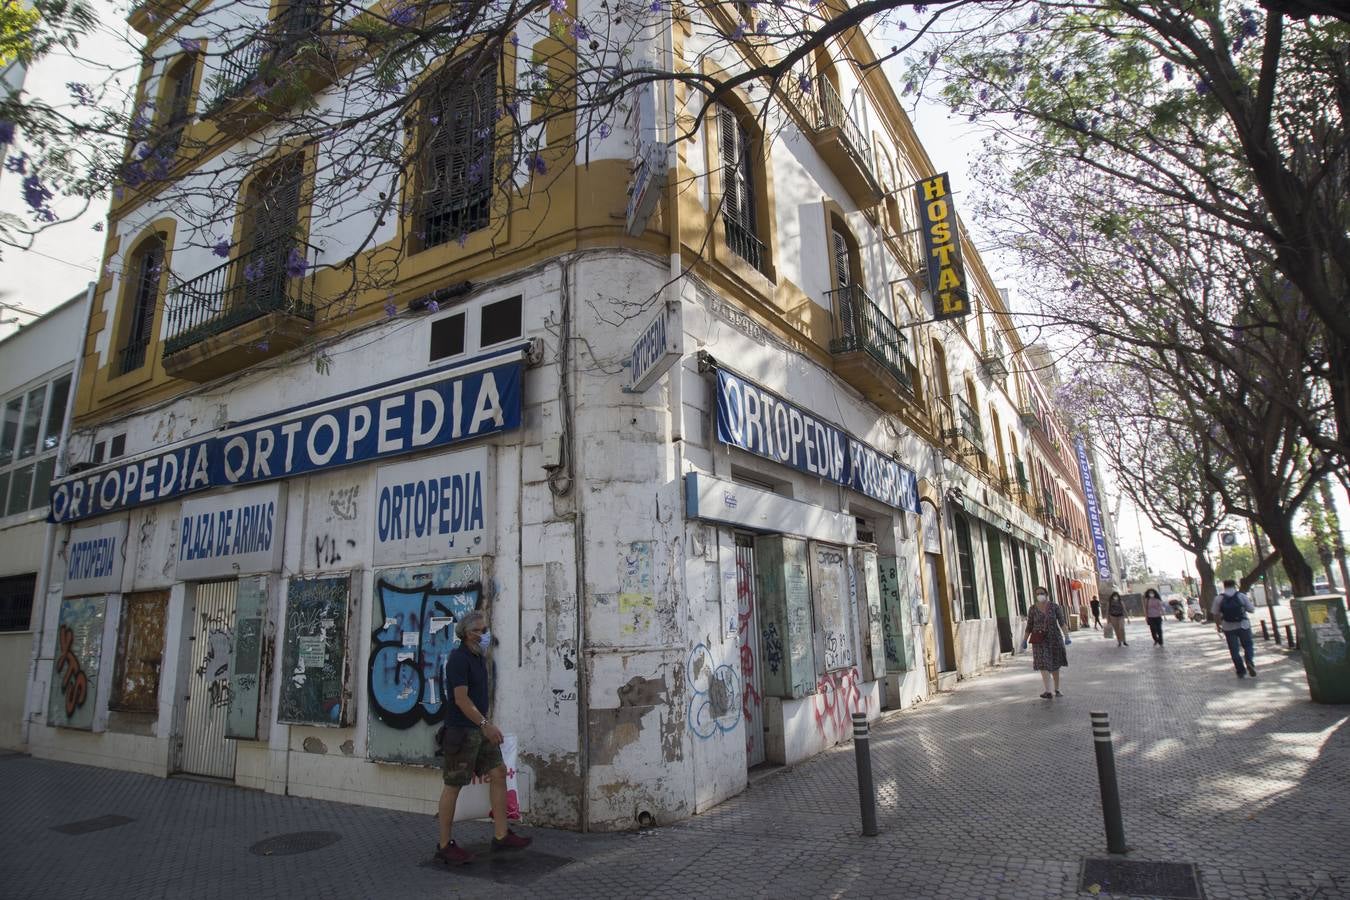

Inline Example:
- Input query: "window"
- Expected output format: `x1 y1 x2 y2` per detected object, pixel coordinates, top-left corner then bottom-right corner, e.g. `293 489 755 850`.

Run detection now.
0 573 36 631
273 0 325 60
110 591 169 712
430 312 465 361
952 512 979 619
719 105 766 274
119 234 165 374
930 338 951 400
418 62 495 249
158 53 198 156
479 295 521 347
240 153 305 312
1 372 70 519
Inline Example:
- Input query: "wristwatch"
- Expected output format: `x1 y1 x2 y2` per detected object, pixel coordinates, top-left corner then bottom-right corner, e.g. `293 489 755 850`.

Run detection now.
478 717 488 728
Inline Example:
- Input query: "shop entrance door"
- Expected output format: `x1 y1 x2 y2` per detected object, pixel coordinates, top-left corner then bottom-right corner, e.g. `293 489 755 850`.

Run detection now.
179 579 238 779
925 554 954 673
735 534 765 767
986 525 1014 654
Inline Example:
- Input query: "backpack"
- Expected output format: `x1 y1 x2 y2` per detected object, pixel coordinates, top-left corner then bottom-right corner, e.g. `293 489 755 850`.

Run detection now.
1220 592 1247 623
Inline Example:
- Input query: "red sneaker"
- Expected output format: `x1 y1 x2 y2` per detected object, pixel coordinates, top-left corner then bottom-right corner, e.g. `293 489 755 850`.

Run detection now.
491 829 532 853
434 841 475 866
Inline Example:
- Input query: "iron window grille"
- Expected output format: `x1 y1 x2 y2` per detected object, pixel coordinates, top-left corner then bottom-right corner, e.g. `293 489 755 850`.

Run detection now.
119 237 164 375
418 63 496 249
719 106 767 274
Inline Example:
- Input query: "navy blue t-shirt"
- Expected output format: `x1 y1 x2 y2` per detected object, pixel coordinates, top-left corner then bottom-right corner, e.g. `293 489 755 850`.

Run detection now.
444 644 489 728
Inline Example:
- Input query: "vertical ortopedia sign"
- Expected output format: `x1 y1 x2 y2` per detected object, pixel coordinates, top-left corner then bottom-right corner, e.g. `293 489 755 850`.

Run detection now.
1074 436 1113 581
915 173 970 320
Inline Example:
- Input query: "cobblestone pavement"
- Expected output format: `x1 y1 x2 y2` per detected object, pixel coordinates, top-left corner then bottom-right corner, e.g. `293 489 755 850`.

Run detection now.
2 620 1346 899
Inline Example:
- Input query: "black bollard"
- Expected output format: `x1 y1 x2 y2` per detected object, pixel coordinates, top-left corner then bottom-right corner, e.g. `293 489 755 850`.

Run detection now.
1260 621 1269 642
1274 622 1282 644
1285 624 1298 650
1090 711 1128 854
851 712 878 837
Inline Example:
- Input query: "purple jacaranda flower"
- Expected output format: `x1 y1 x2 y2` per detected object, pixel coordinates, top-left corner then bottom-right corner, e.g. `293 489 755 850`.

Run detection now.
597 123 611 139
212 239 231 258
244 258 266 282
570 21 590 40
1195 79 1210 95
285 246 308 277
550 0 566 12
531 154 547 175
3 153 23 174
0 121 13 144
1050 67 1065 83
928 51 939 66
425 299 440 313
67 82 96 106
176 37 203 52
914 3 928 11
384 298 398 317
755 19 767 34
797 73 812 94
1162 62 1174 82
510 32 519 45
649 0 661 10
389 4 416 26
730 22 745 39
22 173 52 213
1028 9 1039 25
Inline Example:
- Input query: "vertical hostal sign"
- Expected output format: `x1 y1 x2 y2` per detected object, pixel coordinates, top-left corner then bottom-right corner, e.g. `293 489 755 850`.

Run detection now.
915 173 970 320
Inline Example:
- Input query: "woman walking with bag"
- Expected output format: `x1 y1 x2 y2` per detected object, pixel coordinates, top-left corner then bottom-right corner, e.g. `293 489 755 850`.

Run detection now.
1022 587 1070 699
1106 590 1128 646
1143 588 1165 646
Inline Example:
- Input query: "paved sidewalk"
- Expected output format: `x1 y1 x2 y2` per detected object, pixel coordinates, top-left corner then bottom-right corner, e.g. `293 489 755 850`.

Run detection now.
2 620 1346 899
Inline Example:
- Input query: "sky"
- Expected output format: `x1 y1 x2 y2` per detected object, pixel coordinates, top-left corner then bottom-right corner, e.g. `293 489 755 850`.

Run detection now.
2 2 1342 586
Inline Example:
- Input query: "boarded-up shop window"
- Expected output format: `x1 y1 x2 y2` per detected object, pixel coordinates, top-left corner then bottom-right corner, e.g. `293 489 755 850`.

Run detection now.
809 542 853 671
279 574 354 726
110 591 168 712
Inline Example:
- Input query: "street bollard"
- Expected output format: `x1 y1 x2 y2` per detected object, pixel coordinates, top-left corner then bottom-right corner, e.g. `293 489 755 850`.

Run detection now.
1285 624 1298 650
1089 712 1128 854
1261 621 1269 642
1275 621 1282 644
851 712 879 837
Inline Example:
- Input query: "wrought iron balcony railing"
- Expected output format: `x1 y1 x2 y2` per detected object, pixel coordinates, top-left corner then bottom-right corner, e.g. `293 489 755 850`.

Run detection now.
723 214 767 275
953 394 983 451
828 284 911 393
209 4 326 110
163 238 317 356
814 76 876 184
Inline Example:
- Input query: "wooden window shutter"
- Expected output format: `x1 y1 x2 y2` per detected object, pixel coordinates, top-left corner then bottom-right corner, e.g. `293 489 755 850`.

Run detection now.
720 107 740 223
832 228 851 291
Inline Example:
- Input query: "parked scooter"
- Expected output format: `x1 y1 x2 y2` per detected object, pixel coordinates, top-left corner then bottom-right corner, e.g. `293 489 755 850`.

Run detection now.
1186 597 1205 622
1168 597 1185 621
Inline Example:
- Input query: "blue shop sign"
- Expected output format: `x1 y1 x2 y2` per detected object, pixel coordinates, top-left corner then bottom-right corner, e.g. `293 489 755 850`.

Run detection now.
49 352 525 525
714 368 919 514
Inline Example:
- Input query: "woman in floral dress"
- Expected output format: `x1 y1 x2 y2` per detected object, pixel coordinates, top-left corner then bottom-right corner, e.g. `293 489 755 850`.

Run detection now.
1022 587 1069 699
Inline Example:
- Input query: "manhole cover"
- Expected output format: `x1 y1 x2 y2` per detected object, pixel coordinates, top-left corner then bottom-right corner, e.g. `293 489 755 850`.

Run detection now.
1080 859 1202 898
417 850 575 885
51 815 135 835
249 831 342 856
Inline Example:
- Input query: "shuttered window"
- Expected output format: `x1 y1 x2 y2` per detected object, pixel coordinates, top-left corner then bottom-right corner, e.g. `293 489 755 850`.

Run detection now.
719 106 765 273
419 63 495 249
240 153 305 311
953 512 981 620
160 54 197 155
119 236 164 374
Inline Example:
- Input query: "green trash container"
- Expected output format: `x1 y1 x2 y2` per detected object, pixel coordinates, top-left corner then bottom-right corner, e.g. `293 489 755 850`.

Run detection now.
1292 595 1350 704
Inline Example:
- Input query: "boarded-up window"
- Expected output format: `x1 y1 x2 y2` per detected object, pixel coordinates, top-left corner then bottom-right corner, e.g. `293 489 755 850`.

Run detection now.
110 590 168 712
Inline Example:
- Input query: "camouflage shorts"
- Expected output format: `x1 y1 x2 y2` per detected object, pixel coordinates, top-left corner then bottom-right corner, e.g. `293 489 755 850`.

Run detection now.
440 726 504 787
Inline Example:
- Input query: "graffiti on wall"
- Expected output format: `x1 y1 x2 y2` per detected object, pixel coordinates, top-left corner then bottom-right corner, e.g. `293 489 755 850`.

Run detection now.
367 559 482 765
811 545 853 671
279 575 353 726
49 597 106 730
687 643 740 739
196 608 235 710
735 546 762 760
879 556 916 671
812 667 864 744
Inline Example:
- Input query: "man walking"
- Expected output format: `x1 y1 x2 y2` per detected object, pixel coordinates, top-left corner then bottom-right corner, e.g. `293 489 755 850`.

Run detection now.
1089 595 1102 628
1211 579 1257 678
434 610 531 866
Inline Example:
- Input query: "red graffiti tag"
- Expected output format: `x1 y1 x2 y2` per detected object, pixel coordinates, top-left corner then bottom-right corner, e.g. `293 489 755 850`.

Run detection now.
812 668 863 743
55 624 89 718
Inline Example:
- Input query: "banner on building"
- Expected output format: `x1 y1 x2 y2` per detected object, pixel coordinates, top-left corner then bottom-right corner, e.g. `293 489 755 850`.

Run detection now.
49 352 525 525
63 519 127 596
713 368 920 514
1074 436 1113 580
374 446 494 565
175 483 286 580
915 173 970 320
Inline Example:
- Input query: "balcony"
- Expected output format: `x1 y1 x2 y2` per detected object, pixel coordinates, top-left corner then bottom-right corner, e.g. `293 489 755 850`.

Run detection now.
944 394 984 453
827 284 914 411
206 7 331 129
808 77 884 205
162 238 318 382
722 215 768 276
1018 404 1041 429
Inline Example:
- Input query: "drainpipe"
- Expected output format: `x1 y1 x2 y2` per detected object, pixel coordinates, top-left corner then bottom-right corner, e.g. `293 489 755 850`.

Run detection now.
23 279 97 747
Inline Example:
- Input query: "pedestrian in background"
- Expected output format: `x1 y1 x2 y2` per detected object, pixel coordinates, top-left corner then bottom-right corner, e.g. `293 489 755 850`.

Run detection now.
1212 579 1258 678
1022 586 1070 699
1089 595 1102 628
1106 591 1128 646
1143 588 1165 646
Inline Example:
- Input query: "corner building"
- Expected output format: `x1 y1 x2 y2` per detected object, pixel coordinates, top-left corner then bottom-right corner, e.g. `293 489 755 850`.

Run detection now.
28 0 1105 829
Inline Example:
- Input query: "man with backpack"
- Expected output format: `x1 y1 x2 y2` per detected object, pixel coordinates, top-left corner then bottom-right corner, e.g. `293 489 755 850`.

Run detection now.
1211 579 1258 678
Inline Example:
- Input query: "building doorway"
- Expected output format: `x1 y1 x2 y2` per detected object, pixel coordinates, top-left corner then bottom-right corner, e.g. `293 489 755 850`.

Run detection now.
735 534 765 768
986 525 1014 654
925 554 954 674
178 579 238 779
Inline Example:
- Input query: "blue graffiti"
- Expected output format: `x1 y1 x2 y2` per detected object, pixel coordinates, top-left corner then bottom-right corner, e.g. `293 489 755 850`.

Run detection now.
686 643 741 739
367 578 480 729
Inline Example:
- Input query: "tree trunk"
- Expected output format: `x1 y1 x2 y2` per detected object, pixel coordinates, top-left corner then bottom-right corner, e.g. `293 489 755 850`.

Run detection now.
1261 512 1316 596
1317 479 1350 594
1195 554 1216 622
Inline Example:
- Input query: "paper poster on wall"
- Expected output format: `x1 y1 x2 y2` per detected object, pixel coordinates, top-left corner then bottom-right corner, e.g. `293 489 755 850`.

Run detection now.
367 559 483 765
810 542 853 671
48 596 107 730
278 574 355 726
